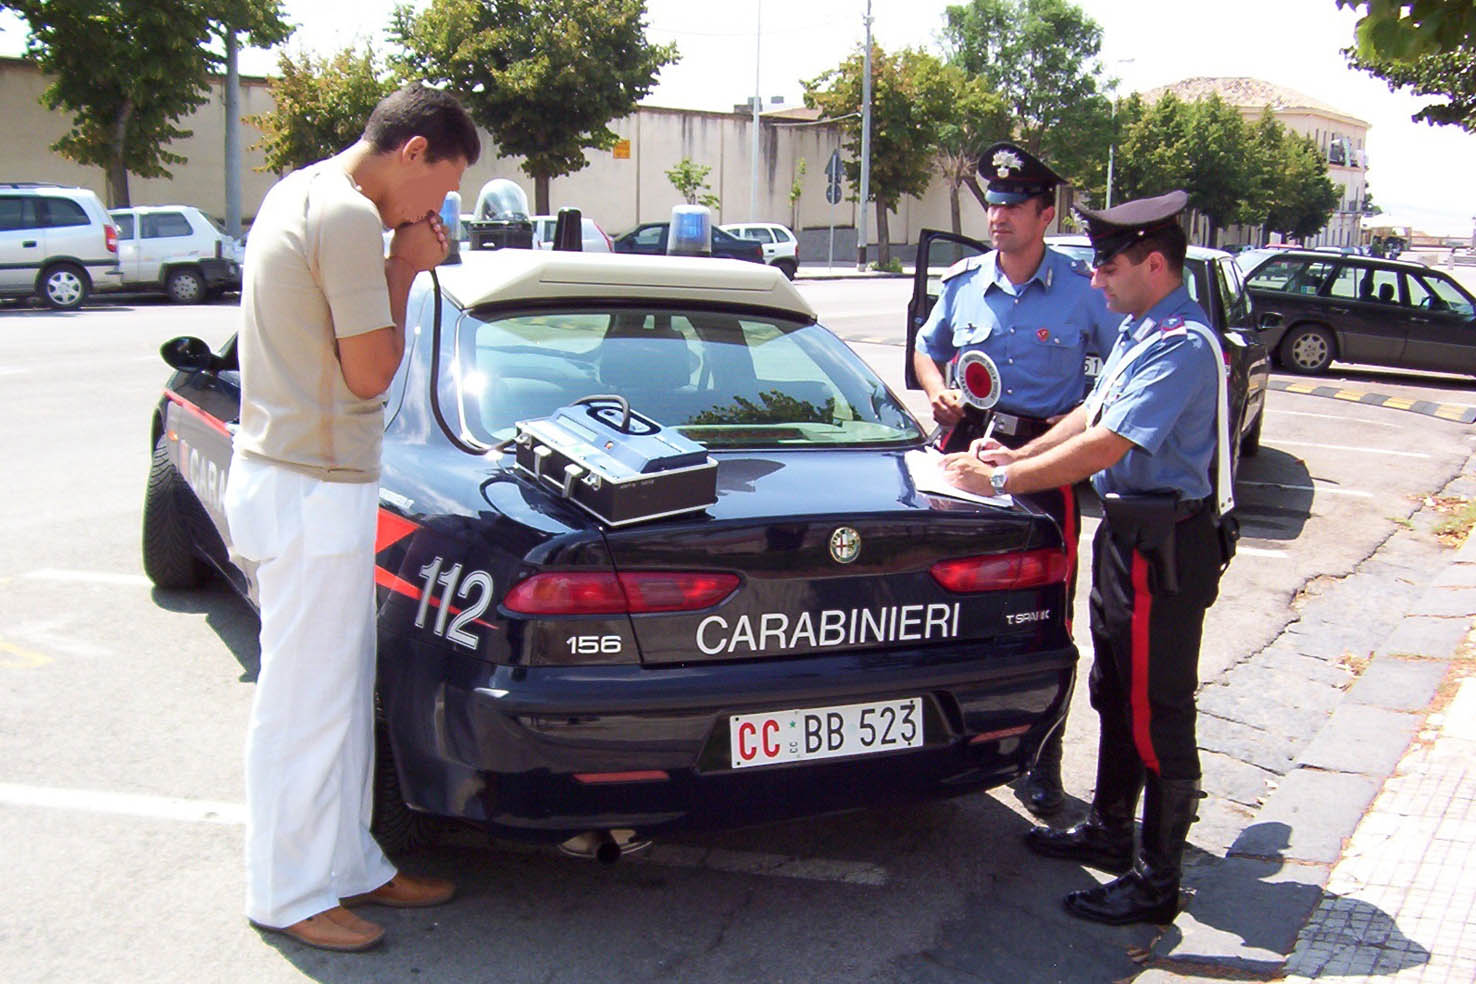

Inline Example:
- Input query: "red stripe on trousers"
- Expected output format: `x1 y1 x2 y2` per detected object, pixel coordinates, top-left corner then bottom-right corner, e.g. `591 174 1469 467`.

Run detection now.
1059 484 1078 632
1130 550 1160 774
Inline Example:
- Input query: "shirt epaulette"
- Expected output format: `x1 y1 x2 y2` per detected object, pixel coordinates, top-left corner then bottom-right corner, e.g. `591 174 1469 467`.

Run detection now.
940 255 981 283
1160 315 1187 335
1069 258 1092 277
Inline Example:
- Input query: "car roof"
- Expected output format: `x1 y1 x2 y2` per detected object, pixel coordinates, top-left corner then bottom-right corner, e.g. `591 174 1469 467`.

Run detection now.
1045 234 1230 262
1253 248 1433 273
429 249 817 320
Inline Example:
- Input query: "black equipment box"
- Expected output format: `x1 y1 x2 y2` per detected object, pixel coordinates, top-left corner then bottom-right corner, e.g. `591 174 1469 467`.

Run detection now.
513 398 718 526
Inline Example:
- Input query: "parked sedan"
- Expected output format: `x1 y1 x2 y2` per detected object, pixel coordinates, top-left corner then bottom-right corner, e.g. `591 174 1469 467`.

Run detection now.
143 249 1075 856
1241 249 1476 375
612 221 764 263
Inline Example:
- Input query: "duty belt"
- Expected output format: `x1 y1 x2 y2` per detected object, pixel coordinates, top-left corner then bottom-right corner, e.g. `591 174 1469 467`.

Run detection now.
991 410 1053 445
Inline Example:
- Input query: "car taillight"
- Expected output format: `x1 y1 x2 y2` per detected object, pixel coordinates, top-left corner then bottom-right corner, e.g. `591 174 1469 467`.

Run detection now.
929 549 1068 593
503 570 740 615
105 224 117 253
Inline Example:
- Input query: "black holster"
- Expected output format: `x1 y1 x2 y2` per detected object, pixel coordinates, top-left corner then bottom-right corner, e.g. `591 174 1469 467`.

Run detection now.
941 406 987 454
1214 512 1239 571
1101 492 1180 594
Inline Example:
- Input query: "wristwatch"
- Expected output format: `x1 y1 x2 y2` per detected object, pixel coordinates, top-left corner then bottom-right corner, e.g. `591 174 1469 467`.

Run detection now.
990 467 1008 495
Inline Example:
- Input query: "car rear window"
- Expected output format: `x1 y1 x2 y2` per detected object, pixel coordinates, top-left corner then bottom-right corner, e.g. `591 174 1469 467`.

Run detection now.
454 306 923 448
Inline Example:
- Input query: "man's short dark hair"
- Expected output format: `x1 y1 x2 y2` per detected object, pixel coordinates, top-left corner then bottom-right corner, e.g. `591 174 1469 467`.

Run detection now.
1120 223 1187 274
364 83 481 166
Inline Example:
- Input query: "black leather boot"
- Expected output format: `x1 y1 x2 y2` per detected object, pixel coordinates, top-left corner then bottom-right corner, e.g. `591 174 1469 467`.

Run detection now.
1024 733 1143 874
1064 776 1200 925
1020 725 1065 817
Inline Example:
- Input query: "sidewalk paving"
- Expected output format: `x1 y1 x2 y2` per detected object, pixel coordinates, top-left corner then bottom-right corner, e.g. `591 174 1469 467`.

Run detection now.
1136 455 1476 983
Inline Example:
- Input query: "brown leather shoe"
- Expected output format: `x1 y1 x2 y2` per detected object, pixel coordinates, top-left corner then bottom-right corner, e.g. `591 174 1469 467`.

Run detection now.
259 906 384 952
343 872 456 909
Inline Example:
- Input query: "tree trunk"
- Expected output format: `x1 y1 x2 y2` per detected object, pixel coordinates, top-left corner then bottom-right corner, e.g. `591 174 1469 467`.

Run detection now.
534 174 550 216
962 173 989 213
949 182 962 236
875 200 891 267
106 98 135 208
1206 215 1219 249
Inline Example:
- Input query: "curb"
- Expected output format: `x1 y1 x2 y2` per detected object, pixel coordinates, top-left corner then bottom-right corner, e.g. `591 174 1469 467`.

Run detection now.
1269 378 1476 423
1137 452 1476 982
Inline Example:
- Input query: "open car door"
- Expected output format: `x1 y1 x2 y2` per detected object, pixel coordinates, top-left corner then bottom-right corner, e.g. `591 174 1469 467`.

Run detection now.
905 229 990 388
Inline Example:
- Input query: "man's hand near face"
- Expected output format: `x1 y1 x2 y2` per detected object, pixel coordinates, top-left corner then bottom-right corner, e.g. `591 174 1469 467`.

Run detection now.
389 211 449 273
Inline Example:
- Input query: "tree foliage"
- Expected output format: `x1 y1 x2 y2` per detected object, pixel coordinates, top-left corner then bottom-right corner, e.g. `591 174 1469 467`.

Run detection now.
941 0 1112 190
665 158 720 209
927 62 1011 234
4 0 289 206
390 0 678 214
803 45 959 264
1349 46 1476 133
248 45 397 173
1336 0 1476 61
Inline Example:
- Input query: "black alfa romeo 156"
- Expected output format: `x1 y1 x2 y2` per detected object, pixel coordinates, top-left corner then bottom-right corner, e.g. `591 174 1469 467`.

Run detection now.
142 250 1075 859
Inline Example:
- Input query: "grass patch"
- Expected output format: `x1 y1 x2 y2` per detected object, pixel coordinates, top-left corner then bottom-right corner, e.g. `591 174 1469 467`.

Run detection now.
1428 495 1476 547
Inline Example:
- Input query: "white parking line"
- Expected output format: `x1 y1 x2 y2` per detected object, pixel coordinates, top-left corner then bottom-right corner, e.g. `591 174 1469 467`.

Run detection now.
0 783 245 824
1271 440 1431 458
1235 546 1289 558
1239 480 1374 498
25 568 153 587
1268 409 1399 426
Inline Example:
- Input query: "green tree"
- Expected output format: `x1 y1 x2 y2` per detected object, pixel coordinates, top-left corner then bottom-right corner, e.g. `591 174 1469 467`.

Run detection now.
927 63 1011 234
942 0 1112 189
1180 94 1255 247
4 0 289 206
1262 129 1340 242
804 45 958 265
391 0 678 214
248 46 397 173
665 158 720 209
789 157 806 231
1336 0 1476 61
1112 92 1191 205
1349 47 1476 133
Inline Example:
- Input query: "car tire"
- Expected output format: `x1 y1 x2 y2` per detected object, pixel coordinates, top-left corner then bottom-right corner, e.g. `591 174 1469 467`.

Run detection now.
142 435 210 589
371 722 440 856
1278 323 1335 374
39 262 89 311
775 259 798 280
1240 406 1263 457
166 267 206 305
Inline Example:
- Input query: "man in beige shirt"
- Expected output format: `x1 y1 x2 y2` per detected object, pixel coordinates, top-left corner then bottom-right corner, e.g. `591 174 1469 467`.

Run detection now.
224 83 479 953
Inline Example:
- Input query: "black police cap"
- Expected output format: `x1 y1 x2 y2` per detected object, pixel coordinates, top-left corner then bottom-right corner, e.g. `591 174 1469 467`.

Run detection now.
1073 190 1189 265
979 142 1064 205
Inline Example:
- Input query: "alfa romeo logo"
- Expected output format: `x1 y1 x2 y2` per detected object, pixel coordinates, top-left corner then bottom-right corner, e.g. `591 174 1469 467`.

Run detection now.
829 526 861 564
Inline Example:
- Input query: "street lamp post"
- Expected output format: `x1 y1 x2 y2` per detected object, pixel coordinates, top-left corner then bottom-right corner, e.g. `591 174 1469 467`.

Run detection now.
1104 58 1134 210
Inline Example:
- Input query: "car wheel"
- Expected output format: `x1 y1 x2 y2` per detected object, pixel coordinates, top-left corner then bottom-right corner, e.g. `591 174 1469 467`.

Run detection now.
166 268 206 304
371 721 440 856
1240 406 1263 457
1278 324 1335 374
775 259 798 280
39 262 89 310
142 435 210 589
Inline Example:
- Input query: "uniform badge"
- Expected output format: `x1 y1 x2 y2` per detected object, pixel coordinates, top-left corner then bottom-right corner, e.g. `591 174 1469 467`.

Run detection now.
991 148 1023 178
1036 327 1050 342
829 526 861 565
1160 315 1187 335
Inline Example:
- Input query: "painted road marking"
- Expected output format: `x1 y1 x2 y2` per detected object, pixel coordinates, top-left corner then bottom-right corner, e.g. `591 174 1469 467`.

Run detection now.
1236 546 1289 558
24 568 153 587
1270 379 1476 424
1239 480 1374 498
0 638 52 669
0 784 245 824
1268 409 1399 426
1271 440 1431 458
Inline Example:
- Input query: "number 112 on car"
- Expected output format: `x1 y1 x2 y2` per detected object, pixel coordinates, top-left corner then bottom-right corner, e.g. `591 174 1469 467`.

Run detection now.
730 697 923 769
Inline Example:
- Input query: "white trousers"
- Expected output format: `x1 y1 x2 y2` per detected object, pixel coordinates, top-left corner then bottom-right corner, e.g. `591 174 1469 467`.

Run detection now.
224 454 397 928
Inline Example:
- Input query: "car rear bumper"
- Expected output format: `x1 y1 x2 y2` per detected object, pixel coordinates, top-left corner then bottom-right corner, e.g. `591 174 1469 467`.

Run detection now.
379 641 1077 841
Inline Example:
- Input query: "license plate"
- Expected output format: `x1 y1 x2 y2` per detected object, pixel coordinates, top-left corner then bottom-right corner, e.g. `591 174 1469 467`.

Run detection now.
729 697 923 769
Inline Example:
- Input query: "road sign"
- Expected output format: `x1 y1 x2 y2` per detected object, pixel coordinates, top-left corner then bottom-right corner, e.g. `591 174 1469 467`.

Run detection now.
825 149 843 205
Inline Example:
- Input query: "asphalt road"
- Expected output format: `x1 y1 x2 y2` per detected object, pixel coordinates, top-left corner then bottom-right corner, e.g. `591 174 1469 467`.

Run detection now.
1 284 1473 983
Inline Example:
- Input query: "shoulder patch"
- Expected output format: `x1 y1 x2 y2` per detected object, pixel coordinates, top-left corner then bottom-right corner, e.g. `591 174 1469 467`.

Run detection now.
1160 315 1186 335
1069 258 1092 277
941 254 982 283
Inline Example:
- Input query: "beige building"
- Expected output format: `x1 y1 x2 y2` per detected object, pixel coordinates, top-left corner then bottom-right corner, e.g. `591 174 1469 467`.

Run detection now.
1142 77 1369 249
0 56 1000 257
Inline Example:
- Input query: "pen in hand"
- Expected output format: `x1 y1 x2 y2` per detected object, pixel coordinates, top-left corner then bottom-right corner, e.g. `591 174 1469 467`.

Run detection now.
975 416 997 460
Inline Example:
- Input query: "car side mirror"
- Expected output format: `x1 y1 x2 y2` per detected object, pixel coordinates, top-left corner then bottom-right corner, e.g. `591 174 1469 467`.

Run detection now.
1257 312 1283 331
160 336 217 372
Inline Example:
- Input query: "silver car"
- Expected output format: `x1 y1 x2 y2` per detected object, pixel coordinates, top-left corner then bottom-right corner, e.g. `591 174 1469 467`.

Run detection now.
0 182 120 309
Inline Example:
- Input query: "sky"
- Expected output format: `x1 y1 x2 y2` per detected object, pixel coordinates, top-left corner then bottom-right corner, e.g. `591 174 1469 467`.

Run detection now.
3 0 1474 236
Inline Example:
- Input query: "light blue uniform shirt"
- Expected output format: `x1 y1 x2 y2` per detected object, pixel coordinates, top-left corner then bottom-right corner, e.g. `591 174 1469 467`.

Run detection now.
1088 285 1219 501
915 247 1120 418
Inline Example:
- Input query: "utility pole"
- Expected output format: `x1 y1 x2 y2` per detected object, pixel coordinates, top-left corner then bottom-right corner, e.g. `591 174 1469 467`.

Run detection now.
750 0 761 220
224 31 242 237
856 0 872 270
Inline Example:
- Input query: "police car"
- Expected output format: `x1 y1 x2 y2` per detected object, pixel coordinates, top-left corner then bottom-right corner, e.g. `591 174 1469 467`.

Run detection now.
142 249 1075 857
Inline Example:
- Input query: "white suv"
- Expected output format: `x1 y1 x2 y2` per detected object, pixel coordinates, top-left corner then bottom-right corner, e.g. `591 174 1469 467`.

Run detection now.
0 182 120 310
107 205 242 303
720 222 799 279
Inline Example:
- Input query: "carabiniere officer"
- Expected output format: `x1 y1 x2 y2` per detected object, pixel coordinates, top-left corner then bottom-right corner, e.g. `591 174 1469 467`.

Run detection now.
912 141 1118 817
940 190 1236 925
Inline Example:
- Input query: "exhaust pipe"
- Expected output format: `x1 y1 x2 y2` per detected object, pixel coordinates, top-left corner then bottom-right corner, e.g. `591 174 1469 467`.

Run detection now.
558 828 652 865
